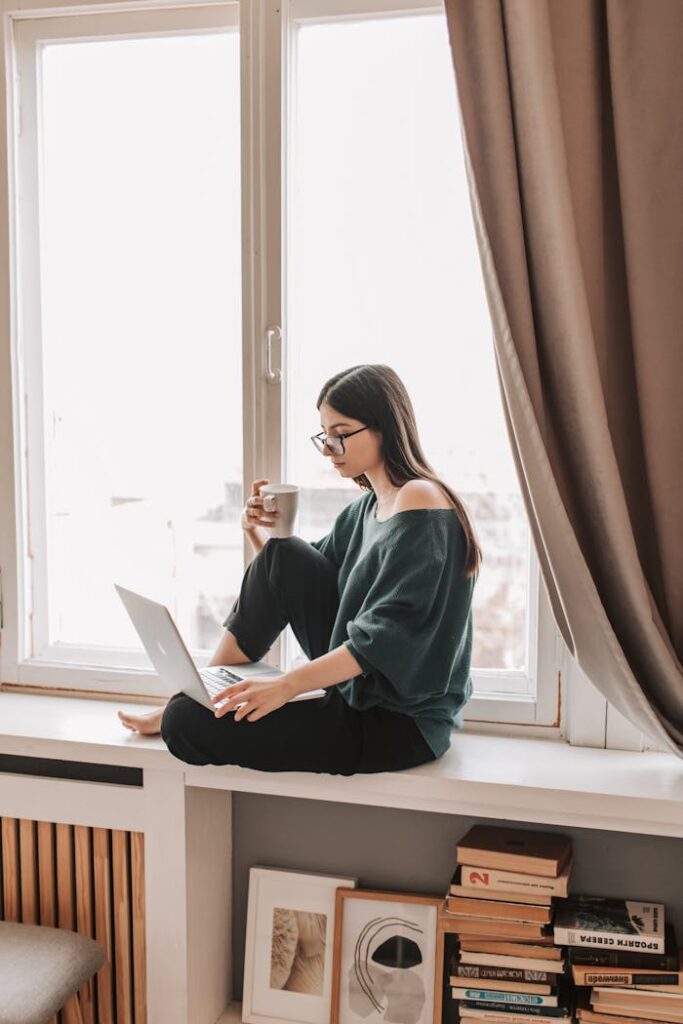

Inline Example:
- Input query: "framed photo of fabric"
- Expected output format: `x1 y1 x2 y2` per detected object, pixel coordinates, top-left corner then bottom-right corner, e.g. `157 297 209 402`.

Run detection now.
243 866 357 1024
330 888 442 1024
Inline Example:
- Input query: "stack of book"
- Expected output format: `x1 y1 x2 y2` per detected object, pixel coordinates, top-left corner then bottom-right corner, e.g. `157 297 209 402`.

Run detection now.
443 825 574 1024
554 896 682 1024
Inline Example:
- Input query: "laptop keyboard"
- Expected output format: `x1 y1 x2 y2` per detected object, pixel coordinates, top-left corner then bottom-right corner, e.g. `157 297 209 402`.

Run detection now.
201 667 243 695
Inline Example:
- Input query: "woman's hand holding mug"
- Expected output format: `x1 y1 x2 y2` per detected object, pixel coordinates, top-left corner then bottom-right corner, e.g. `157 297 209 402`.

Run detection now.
240 478 280 534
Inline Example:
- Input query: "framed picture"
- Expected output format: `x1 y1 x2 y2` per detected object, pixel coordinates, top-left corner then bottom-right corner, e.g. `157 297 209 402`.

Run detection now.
243 866 357 1024
330 888 442 1024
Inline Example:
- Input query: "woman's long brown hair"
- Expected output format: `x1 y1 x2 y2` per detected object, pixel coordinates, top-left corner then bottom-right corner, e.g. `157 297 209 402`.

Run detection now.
317 364 482 578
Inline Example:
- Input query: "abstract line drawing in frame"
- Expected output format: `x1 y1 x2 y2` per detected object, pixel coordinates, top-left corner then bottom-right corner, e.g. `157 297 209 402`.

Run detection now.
243 866 357 1024
330 888 442 1024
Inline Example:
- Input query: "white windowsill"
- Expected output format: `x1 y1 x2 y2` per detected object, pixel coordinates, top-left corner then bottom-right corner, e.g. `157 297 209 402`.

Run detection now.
1 690 682 838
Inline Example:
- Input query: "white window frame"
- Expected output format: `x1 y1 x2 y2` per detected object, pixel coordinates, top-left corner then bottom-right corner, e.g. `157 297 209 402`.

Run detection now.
464 543 563 730
0 0 563 732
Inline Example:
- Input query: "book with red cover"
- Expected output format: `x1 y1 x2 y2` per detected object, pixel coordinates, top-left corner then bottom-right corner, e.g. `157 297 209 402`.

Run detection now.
456 862 571 898
450 867 555 904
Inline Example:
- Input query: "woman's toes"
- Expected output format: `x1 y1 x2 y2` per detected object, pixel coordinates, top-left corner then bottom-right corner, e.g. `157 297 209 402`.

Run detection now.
118 710 146 733
118 706 165 736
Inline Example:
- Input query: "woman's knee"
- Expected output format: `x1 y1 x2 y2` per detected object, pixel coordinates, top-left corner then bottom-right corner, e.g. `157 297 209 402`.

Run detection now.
264 535 312 568
265 536 336 583
160 694 211 765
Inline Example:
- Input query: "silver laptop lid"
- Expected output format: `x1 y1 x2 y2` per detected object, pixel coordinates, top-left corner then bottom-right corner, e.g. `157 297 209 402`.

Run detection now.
114 584 207 697
115 583 324 708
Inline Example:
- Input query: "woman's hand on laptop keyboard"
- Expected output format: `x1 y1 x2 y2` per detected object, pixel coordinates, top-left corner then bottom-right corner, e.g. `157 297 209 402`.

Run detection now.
210 674 297 723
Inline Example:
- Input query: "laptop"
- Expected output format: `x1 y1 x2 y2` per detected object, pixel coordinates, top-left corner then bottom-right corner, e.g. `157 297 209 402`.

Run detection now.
114 584 326 712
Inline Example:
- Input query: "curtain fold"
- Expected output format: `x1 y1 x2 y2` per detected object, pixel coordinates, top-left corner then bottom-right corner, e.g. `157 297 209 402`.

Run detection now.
444 0 683 753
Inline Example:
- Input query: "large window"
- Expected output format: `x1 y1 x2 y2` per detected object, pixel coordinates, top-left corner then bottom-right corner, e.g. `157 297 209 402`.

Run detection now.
0 0 561 723
286 12 528 676
8 7 242 694
284 2 559 724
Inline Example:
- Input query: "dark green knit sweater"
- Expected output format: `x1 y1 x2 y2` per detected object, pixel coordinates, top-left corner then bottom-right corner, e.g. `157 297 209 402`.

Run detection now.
310 489 475 758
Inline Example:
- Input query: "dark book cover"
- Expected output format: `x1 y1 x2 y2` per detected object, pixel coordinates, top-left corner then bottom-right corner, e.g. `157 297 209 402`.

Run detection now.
554 895 665 952
568 923 678 970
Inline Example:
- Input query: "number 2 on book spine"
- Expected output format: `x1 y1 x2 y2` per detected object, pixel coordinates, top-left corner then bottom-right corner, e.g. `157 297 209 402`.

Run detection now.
468 871 489 886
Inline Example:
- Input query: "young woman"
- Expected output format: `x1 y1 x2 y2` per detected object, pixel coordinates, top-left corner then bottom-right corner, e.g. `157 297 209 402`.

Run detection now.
118 364 482 774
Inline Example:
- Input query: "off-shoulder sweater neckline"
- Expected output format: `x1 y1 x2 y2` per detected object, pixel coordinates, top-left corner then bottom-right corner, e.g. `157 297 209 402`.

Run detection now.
367 489 458 526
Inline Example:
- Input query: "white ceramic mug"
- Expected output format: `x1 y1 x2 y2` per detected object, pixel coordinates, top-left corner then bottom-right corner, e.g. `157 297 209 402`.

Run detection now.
258 483 300 539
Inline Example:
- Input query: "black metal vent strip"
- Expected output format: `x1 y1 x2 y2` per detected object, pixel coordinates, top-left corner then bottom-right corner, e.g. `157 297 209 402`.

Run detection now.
0 754 143 786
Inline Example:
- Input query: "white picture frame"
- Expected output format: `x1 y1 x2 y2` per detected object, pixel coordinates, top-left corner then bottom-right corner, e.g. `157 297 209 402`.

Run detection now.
243 866 358 1024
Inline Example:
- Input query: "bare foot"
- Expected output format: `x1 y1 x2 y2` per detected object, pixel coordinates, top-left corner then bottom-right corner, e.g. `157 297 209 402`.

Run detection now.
118 707 164 736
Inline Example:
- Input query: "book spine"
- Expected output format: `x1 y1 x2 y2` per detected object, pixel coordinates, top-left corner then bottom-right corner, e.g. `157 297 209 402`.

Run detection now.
569 949 677 970
576 971 680 986
446 899 548 922
553 927 664 954
461 1000 568 1018
455 1011 560 1024
454 926 546 939
454 966 555 984
453 989 555 1006
460 866 568 896
450 887 552 906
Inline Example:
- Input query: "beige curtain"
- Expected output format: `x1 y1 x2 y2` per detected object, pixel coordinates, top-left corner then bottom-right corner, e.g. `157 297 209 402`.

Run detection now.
444 0 683 753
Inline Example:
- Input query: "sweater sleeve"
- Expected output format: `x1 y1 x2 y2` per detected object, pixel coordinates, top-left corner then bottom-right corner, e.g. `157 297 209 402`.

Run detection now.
343 515 474 701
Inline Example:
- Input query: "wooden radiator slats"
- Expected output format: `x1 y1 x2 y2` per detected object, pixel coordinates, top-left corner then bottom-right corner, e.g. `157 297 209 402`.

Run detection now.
130 831 147 1024
1 817 145 1024
36 821 59 1024
1 816 20 921
19 818 38 924
56 823 76 931
112 830 133 1024
93 828 114 1024
75 824 97 1024
56 824 81 1024
37 820 56 926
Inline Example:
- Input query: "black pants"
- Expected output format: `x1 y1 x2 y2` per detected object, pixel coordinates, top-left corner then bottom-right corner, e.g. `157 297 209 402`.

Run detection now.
160 537 437 775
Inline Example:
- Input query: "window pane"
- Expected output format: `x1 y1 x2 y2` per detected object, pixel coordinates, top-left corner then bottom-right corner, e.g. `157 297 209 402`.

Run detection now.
285 13 527 673
39 32 242 655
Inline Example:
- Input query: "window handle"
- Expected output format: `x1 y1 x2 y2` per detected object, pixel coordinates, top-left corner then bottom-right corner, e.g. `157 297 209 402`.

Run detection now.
265 325 282 384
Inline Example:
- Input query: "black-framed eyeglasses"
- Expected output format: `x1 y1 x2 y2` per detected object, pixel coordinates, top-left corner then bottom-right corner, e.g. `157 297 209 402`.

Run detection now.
310 426 369 456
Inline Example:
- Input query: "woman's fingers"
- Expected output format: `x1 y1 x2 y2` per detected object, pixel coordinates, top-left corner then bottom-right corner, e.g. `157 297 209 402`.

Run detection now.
250 478 270 497
246 495 280 525
234 701 256 722
244 482 286 528
214 698 247 719
212 682 260 719
210 677 289 722
211 682 248 704
245 705 268 723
